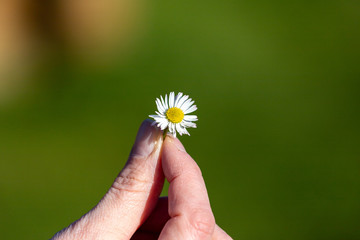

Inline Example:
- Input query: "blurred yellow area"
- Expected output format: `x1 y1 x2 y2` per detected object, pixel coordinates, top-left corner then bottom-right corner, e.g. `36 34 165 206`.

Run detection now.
0 0 35 102
58 0 146 62
0 0 145 103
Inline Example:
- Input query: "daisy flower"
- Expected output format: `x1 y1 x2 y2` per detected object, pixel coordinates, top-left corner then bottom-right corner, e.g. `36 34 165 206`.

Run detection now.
149 92 198 137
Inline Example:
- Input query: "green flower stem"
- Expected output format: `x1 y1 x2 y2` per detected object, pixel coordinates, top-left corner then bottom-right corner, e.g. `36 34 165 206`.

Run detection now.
163 128 168 140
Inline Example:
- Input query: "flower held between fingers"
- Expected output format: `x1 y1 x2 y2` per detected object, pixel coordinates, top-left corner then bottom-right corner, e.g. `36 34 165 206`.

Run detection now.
149 92 198 138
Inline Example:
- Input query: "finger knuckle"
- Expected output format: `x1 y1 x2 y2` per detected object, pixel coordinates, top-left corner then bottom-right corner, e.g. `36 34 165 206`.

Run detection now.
189 209 215 238
110 173 153 195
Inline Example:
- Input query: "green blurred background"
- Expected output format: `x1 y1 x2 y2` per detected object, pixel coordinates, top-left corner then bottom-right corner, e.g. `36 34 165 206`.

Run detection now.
1 0 360 239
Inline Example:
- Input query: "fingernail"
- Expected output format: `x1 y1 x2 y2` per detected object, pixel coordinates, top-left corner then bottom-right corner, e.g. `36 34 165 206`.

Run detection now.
168 136 187 152
131 119 163 158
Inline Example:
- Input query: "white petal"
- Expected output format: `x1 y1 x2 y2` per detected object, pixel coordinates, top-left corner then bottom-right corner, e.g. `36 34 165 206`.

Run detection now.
180 98 194 112
177 123 190 135
168 122 177 137
169 92 175 108
157 117 167 124
160 125 168 130
172 123 176 134
168 122 174 134
150 115 166 122
176 123 184 136
172 123 177 135
155 118 167 124
177 95 189 109
182 127 190 136
149 114 161 119
160 120 169 130
160 95 167 110
184 115 198 121
174 92 183 107
156 98 165 113
182 120 197 128
165 94 169 109
184 105 197 114
155 111 165 117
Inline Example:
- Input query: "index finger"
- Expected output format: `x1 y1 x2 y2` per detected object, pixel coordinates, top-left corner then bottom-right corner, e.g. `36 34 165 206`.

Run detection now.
160 136 215 239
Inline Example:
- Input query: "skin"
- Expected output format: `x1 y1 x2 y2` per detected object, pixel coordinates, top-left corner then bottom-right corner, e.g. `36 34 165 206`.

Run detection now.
52 119 232 240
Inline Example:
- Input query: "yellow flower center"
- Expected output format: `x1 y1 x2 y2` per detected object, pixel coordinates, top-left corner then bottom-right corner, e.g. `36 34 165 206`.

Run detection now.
166 107 184 123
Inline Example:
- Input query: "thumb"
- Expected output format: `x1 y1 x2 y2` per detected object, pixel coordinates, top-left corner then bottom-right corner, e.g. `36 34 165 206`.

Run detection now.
54 120 164 240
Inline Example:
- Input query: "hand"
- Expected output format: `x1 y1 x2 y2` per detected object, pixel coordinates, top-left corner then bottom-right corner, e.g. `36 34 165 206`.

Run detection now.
52 120 232 240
